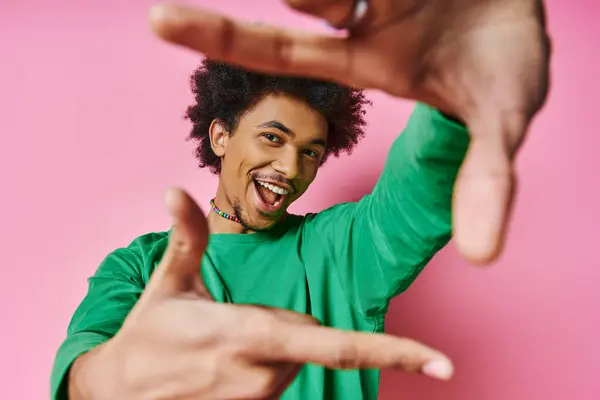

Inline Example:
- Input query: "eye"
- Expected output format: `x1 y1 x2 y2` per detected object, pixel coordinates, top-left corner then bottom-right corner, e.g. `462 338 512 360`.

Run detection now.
262 133 282 143
304 149 319 158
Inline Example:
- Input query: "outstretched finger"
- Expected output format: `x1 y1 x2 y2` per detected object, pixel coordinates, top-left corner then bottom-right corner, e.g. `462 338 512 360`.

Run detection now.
452 114 527 265
148 3 359 85
254 323 454 380
143 188 212 300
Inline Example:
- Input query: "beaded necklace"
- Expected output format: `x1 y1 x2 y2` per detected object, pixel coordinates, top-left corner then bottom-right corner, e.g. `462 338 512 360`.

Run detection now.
209 198 241 224
210 198 290 227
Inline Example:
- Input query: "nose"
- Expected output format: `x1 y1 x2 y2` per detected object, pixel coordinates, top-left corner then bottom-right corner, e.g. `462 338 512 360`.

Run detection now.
272 150 300 180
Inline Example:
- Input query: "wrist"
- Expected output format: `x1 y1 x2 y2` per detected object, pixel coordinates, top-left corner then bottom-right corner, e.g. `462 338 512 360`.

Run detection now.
68 342 118 400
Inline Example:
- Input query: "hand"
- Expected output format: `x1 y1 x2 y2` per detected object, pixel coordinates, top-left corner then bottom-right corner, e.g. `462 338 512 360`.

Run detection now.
147 0 551 265
81 188 453 400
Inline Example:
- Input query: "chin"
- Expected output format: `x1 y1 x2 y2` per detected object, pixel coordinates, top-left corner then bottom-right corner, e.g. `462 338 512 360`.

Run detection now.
243 178 293 226
244 208 288 232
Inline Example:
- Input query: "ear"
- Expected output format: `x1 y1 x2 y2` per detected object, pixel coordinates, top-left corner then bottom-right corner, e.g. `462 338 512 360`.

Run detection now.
209 120 229 157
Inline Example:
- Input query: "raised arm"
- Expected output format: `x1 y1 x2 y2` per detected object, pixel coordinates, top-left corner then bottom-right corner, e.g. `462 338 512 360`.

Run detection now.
307 103 470 317
149 0 549 264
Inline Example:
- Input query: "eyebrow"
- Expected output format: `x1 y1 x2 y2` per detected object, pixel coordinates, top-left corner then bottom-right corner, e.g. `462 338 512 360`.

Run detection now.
256 120 326 147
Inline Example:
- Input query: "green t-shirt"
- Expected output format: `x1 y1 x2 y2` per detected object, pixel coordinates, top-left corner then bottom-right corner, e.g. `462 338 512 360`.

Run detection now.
51 103 469 400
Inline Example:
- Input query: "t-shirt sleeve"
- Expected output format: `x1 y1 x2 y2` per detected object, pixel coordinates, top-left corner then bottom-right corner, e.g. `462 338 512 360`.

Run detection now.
307 103 470 317
50 241 148 399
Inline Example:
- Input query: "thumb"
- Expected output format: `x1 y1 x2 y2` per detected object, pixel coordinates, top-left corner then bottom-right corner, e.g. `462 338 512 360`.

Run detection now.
143 187 213 300
453 113 526 264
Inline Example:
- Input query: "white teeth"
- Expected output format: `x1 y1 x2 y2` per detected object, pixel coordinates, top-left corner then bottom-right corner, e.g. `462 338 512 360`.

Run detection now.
257 180 289 195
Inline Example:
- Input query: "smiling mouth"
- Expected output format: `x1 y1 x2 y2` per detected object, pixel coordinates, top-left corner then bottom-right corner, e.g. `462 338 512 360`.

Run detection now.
254 179 289 210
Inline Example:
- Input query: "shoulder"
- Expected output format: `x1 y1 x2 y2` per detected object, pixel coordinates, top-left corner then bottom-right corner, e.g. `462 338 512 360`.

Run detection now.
112 230 170 261
97 231 170 284
125 230 170 254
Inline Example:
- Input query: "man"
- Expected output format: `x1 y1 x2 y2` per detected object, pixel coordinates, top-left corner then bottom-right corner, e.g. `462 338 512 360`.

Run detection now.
52 0 550 399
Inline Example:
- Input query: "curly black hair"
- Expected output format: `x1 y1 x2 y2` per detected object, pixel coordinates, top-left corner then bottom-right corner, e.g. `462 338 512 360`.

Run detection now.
184 59 371 174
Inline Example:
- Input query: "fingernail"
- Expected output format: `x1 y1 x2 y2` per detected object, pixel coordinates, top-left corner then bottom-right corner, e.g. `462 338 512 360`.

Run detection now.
422 360 454 380
164 187 174 205
163 188 180 212
149 4 174 23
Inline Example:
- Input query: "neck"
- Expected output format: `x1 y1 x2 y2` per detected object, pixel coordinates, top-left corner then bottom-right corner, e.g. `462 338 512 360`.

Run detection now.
208 183 253 235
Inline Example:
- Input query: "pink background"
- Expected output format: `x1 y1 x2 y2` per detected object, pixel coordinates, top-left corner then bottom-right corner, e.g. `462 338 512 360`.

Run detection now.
1 1 598 399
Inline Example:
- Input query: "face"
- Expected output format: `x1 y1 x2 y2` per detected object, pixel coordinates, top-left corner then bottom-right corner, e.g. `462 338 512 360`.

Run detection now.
210 94 328 231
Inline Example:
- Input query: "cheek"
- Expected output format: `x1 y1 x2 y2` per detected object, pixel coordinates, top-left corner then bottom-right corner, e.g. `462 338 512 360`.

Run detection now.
224 140 259 171
304 158 320 178
243 141 282 171
296 164 319 194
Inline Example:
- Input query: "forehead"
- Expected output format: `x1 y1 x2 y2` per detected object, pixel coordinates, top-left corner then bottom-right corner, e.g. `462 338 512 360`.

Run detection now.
237 94 328 139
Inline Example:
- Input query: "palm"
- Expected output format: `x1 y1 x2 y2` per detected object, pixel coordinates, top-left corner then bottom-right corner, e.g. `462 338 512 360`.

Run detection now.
342 1 548 115
149 0 551 263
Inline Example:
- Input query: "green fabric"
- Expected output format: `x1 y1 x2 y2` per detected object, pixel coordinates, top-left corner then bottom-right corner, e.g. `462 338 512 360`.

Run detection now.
51 103 469 400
